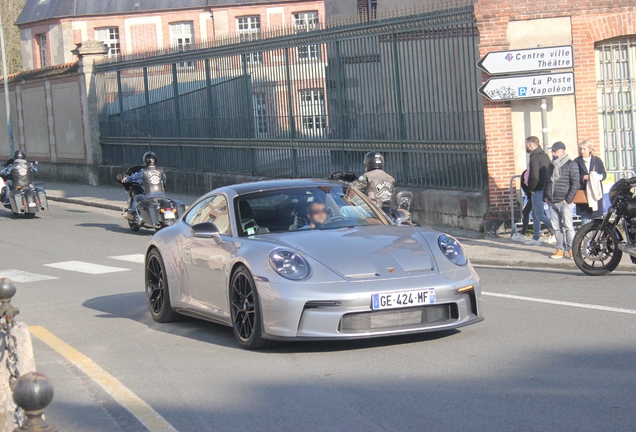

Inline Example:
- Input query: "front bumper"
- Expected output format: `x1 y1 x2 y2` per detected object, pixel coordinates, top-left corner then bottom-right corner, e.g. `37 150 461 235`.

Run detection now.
256 273 482 340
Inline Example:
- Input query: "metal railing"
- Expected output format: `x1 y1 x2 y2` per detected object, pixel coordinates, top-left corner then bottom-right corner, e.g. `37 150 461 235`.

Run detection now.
95 6 486 191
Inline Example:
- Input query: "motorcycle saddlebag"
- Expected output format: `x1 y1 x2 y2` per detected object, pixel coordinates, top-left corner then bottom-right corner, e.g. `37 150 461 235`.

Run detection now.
172 199 186 219
8 190 22 213
35 187 48 211
138 199 160 226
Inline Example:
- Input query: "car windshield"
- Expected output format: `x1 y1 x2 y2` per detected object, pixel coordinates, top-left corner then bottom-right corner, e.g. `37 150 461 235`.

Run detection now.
234 185 389 236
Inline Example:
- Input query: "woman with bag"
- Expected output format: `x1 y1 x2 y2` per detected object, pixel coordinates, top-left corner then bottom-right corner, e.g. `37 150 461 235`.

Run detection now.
573 140 606 225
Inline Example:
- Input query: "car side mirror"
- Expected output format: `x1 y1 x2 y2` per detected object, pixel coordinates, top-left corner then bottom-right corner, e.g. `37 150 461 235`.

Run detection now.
190 222 222 244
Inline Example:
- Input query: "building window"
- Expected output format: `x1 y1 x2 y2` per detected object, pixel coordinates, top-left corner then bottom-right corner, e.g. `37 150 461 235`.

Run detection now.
94 27 120 57
38 34 47 68
293 12 319 60
299 88 326 136
170 22 194 67
358 0 378 20
237 16 262 64
253 92 268 137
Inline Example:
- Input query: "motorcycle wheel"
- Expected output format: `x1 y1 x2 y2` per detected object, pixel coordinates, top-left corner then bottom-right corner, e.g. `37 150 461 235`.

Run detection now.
572 222 622 276
128 219 140 232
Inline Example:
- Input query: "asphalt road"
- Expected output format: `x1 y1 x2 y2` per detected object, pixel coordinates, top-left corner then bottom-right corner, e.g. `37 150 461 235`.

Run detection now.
2 202 635 432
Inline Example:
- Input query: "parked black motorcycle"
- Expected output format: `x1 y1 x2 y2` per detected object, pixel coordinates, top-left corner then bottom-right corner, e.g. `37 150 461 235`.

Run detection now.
572 176 636 275
117 166 185 232
0 160 48 218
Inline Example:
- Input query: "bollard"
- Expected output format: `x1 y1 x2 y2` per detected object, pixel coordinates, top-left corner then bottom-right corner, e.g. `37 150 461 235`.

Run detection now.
0 279 36 432
12 373 57 432
0 279 19 320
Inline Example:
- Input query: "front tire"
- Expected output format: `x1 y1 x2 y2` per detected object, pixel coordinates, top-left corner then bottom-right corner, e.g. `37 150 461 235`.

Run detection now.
573 222 623 276
128 219 141 232
229 265 273 350
145 249 179 322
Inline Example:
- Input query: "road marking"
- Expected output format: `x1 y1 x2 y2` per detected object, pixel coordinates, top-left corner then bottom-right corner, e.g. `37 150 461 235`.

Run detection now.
482 291 636 315
109 254 145 264
29 326 177 432
0 270 57 283
44 261 130 274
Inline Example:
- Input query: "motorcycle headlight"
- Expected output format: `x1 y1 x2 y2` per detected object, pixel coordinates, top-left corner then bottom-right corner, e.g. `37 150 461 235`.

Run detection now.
269 248 310 280
438 234 467 266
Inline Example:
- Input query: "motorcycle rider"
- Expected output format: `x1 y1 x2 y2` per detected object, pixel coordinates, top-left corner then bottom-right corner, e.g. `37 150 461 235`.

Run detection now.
121 151 166 219
352 152 395 211
0 150 38 205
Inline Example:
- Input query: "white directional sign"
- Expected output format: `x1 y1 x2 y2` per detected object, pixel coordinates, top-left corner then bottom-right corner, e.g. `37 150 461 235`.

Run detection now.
479 72 575 101
477 45 573 75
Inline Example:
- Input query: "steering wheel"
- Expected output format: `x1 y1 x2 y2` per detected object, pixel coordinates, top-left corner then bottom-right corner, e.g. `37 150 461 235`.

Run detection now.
323 215 348 225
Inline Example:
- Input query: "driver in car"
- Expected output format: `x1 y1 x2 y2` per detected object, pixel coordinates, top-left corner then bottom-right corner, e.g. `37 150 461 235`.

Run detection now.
301 201 329 229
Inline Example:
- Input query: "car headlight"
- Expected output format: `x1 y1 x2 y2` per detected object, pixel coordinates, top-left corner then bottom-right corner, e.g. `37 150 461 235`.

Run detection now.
438 234 467 266
269 248 310 280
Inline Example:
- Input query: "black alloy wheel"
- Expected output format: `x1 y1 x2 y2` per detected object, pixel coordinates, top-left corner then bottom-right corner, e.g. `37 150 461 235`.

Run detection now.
229 266 273 350
145 249 179 322
572 222 623 276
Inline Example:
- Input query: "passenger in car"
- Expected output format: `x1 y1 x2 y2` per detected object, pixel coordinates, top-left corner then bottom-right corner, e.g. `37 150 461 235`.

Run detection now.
300 201 329 229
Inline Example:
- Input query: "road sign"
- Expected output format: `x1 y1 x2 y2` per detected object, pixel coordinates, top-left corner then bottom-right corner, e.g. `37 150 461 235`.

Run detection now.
477 45 573 75
479 72 575 101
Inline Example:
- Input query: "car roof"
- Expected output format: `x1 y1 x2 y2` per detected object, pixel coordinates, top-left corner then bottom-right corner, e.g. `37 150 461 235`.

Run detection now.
226 179 345 196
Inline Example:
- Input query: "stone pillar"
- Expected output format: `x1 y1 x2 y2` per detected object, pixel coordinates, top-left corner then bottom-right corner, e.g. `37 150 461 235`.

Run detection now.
71 41 108 178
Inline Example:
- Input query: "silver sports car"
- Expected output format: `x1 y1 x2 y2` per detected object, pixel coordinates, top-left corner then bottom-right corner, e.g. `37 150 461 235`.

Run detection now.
145 179 483 349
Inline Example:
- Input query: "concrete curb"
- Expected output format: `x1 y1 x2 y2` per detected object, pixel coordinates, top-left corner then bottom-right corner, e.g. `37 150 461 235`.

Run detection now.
47 196 122 212
471 258 635 272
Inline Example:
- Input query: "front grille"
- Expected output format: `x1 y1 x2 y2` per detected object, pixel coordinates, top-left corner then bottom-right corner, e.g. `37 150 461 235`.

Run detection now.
339 304 457 333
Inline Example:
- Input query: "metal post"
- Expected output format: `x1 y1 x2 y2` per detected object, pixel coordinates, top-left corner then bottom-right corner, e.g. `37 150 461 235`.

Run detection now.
13 373 58 432
284 48 297 177
142 67 151 147
171 64 183 168
540 98 549 151
391 34 407 184
333 41 348 169
241 54 255 175
116 71 126 164
204 59 216 171
0 9 14 156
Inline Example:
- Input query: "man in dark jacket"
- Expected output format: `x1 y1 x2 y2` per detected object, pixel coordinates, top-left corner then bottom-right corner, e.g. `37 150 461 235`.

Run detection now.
544 141 580 259
524 136 556 246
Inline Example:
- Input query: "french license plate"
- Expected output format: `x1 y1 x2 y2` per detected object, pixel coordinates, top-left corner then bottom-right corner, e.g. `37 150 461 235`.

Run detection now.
372 289 435 310
163 210 175 219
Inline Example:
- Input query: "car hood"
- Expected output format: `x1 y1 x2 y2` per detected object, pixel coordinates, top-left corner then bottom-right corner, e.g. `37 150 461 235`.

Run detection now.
261 225 437 280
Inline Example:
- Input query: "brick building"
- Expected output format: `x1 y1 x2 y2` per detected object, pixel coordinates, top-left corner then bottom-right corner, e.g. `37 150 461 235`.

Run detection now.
16 0 325 71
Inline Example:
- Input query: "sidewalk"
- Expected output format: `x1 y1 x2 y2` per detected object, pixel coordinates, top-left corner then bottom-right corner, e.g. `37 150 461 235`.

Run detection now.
38 181 636 272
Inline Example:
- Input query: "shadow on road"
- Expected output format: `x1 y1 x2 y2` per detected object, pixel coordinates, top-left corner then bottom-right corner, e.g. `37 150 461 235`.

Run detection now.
75 222 151 235
82 292 461 353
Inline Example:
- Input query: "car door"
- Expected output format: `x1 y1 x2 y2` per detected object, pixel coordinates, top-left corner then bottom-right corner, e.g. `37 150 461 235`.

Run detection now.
181 195 233 318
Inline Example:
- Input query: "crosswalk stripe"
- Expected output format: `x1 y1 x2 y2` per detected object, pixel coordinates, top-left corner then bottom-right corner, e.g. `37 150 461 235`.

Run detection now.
44 261 130 275
109 254 145 264
0 270 57 283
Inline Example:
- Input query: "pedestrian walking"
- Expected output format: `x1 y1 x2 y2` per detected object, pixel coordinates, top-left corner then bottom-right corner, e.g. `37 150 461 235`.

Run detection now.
573 140 606 225
524 136 556 246
544 141 580 259
510 169 532 242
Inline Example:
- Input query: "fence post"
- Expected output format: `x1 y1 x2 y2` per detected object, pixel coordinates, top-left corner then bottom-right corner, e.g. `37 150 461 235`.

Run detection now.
284 48 298 177
12 373 57 432
143 67 151 144
0 279 37 432
241 54 255 175
391 34 408 185
204 59 217 172
116 70 126 165
333 41 348 170
171 64 183 169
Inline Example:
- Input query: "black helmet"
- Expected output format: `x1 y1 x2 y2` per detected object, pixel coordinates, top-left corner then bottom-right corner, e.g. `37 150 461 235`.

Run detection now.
143 151 157 167
364 152 384 172
14 150 25 160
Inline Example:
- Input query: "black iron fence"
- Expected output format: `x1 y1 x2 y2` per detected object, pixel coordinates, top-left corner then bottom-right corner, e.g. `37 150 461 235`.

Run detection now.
96 5 486 190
